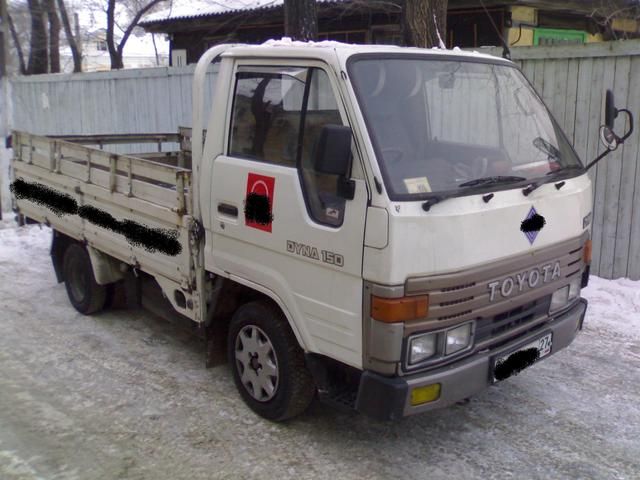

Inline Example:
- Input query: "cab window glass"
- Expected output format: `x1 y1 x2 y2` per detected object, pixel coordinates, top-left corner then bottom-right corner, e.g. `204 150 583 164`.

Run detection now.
229 69 306 167
299 69 346 227
228 66 347 228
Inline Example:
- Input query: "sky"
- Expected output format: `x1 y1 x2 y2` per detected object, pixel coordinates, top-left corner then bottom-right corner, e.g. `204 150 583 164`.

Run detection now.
9 0 170 57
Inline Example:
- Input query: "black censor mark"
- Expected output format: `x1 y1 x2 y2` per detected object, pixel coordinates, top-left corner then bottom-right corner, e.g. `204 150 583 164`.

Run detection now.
10 178 78 217
244 192 273 225
521 213 546 233
10 179 182 256
494 347 540 381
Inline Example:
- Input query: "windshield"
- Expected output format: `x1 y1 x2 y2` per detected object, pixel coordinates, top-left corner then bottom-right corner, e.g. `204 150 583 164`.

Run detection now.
348 55 583 200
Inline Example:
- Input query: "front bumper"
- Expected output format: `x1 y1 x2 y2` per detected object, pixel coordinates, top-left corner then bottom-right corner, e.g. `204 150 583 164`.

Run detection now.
355 298 587 420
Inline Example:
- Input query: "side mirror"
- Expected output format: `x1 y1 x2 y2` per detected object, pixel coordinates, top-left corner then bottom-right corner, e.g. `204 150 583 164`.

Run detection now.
313 124 352 177
604 90 618 130
312 124 355 200
599 125 618 151
586 90 634 170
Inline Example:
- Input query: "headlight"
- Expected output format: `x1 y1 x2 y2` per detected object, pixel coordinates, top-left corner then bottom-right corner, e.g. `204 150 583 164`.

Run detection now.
568 276 581 300
445 322 473 355
550 285 569 312
409 333 437 364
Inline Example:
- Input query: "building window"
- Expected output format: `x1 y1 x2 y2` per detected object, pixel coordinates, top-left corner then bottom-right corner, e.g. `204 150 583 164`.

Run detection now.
371 26 402 46
96 40 108 51
318 30 367 43
447 9 506 48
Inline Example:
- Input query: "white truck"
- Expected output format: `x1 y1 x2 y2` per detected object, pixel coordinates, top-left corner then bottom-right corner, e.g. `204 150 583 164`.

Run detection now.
9 42 633 421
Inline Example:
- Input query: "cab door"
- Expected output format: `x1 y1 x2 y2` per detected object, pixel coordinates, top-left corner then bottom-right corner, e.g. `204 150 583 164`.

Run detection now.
208 62 368 369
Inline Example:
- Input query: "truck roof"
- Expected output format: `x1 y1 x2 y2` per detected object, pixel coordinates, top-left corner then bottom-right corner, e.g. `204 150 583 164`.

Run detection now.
221 38 512 65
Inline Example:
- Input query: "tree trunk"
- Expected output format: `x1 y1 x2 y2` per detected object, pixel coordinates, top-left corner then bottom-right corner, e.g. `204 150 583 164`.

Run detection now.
56 0 81 72
401 0 448 48
27 0 48 74
7 13 27 74
106 0 123 69
284 0 317 41
44 0 59 73
151 33 159 66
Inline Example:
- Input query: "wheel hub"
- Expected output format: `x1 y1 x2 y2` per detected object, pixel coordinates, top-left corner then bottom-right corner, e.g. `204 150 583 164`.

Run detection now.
235 325 279 402
249 353 261 371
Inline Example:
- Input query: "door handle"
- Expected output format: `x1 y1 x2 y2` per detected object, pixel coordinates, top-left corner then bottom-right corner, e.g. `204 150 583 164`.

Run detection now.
218 203 238 217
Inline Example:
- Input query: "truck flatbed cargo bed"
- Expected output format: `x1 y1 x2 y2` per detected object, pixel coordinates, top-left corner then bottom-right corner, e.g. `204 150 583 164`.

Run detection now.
11 130 201 321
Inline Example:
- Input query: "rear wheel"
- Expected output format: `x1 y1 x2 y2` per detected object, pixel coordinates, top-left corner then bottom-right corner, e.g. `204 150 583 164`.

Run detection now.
62 243 107 315
227 301 315 421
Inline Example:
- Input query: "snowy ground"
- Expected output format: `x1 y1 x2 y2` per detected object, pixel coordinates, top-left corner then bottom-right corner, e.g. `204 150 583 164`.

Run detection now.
0 222 639 480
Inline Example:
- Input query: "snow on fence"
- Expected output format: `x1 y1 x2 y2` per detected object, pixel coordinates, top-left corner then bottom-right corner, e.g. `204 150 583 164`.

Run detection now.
5 40 640 280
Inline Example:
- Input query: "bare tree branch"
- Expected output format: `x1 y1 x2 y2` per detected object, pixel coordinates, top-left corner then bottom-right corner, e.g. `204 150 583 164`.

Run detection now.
7 12 27 74
588 1 640 40
107 0 167 69
56 0 81 72
117 0 166 53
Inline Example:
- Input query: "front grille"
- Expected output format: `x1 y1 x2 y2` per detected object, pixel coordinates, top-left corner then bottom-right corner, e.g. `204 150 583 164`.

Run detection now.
441 282 475 292
438 310 472 321
475 296 551 343
439 296 474 307
404 233 587 328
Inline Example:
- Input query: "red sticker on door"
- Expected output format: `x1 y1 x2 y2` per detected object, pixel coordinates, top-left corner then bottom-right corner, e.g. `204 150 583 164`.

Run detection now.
245 173 275 232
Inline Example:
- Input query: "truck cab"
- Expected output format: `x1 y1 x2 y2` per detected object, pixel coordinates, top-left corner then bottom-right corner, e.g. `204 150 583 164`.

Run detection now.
199 42 591 419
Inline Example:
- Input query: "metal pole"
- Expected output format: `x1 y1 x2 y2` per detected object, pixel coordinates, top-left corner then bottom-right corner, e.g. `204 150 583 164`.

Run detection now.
0 0 6 79
0 0 8 219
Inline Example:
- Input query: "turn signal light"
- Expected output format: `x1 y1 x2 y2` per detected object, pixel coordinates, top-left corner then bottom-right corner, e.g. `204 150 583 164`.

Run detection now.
410 383 441 406
371 295 429 323
583 239 592 265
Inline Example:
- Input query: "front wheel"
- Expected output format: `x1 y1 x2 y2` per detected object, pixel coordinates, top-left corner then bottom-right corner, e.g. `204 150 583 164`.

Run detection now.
227 301 316 421
62 243 107 315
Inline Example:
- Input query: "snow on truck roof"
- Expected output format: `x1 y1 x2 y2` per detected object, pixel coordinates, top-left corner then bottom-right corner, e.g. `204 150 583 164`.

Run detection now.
223 38 510 64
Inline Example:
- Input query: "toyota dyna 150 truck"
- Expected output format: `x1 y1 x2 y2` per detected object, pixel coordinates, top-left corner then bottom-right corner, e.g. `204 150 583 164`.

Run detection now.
9 41 633 421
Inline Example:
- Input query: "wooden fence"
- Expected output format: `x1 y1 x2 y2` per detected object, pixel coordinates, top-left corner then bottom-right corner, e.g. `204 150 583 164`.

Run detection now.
479 40 640 280
7 40 640 279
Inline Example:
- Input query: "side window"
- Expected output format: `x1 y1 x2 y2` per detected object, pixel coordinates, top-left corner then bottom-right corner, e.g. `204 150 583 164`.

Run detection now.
229 69 306 167
299 69 346 227
228 66 347 228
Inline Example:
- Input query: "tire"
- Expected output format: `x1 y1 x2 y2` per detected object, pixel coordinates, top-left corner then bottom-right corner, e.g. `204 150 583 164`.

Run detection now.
227 301 316 421
62 243 108 315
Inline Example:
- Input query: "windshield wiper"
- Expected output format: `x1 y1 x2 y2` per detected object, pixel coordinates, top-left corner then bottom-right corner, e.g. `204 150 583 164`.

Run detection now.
458 176 526 188
422 176 525 211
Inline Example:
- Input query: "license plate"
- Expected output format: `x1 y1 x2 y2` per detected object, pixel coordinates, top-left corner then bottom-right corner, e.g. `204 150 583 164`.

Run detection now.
492 332 552 382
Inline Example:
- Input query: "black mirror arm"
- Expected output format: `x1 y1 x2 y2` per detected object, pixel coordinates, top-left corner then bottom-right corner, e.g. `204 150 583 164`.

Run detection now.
586 109 634 171
617 108 634 143
585 148 612 171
